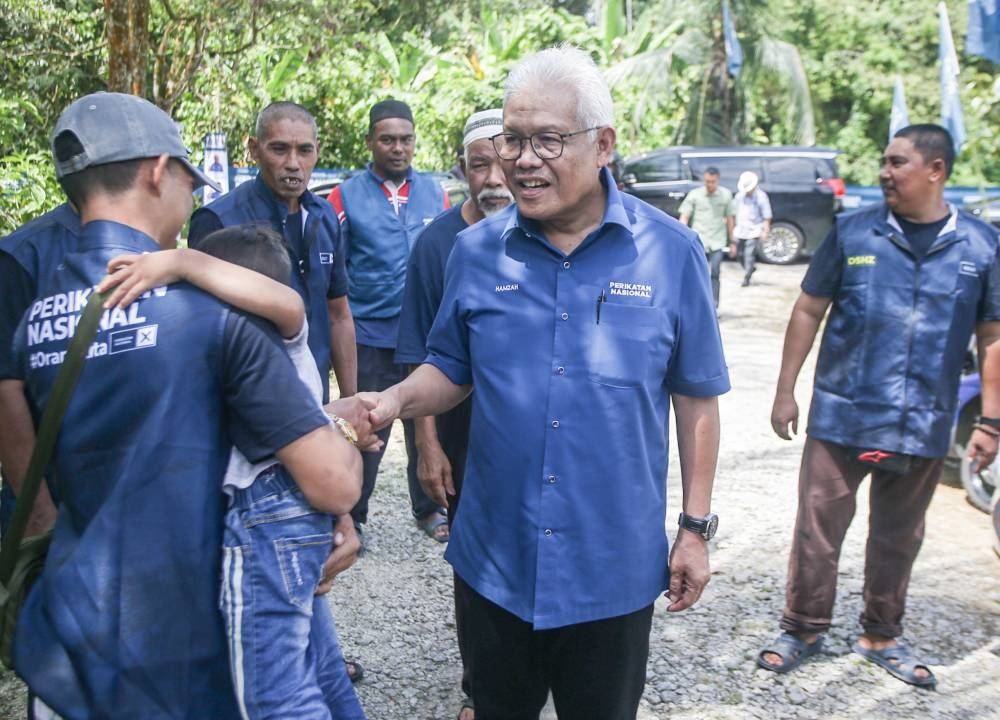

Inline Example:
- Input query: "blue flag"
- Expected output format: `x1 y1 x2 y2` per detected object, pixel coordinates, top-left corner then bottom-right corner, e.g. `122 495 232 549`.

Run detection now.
967 0 1000 64
723 0 743 78
889 76 910 142
939 2 966 154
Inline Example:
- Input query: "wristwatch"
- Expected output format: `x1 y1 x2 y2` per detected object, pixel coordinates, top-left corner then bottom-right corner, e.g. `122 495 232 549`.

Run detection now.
974 415 1000 429
678 512 719 541
326 413 358 446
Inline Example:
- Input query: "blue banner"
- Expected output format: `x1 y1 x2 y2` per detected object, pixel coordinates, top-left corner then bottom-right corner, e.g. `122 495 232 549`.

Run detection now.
939 2 967 155
889 76 910 142
723 0 743 78
967 0 1000 64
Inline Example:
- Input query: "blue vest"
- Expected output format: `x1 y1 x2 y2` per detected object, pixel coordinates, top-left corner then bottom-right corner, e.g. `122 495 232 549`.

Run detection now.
198 177 340 400
808 204 1000 457
2 203 81 281
340 170 444 318
14 222 254 719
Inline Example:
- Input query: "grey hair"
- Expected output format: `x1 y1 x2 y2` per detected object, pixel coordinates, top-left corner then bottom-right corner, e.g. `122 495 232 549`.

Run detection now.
503 45 613 131
254 101 317 140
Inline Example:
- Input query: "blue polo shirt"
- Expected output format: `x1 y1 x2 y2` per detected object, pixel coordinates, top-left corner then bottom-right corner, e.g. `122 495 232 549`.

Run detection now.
12 221 328 718
428 170 730 629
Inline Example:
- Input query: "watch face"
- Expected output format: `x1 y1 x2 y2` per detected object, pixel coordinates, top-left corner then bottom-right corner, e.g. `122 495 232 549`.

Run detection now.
705 513 719 540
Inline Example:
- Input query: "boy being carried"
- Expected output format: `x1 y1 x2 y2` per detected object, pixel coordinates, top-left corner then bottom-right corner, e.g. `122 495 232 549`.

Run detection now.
99 225 375 720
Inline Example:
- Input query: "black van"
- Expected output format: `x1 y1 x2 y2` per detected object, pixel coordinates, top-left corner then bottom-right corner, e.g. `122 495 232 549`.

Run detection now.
621 146 845 264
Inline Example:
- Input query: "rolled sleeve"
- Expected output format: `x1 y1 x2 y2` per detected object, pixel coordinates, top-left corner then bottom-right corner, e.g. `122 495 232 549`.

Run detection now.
801 226 842 297
222 311 328 462
666 240 731 397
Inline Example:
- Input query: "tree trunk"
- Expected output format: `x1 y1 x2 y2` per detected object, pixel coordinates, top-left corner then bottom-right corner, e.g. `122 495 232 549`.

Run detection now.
105 0 150 96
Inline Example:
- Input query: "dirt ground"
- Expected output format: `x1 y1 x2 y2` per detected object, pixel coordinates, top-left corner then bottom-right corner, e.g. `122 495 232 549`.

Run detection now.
0 259 997 719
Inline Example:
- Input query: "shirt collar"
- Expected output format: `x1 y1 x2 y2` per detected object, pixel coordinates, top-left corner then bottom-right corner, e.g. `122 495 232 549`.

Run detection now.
79 220 161 253
502 166 632 246
886 203 958 237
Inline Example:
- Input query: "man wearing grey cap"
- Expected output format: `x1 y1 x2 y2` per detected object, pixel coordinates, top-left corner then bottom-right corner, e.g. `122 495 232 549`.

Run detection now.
329 99 451 545
11 92 362 719
395 107 513 720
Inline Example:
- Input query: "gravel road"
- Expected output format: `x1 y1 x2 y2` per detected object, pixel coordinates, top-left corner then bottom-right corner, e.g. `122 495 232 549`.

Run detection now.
1 259 997 719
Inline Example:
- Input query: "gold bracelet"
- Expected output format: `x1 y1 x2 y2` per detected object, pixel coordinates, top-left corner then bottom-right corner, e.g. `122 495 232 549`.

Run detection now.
326 413 358 446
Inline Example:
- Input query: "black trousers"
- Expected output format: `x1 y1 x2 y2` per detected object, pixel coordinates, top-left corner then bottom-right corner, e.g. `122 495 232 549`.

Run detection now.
458 576 653 720
350 344 440 525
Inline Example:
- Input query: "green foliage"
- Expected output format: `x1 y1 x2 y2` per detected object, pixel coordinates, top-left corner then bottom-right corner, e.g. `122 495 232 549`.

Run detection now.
2 0 999 234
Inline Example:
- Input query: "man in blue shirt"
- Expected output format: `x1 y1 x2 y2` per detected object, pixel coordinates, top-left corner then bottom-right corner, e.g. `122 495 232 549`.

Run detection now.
758 124 1000 689
13 92 367 719
395 107 513 720
189 102 357 406
0 204 80 539
329 100 450 544
365 47 729 719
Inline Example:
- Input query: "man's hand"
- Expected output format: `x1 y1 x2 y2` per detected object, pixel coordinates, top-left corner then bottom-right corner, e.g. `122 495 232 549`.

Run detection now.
98 252 181 309
966 427 999 473
325 396 382 452
359 390 402 432
770 390 799 440
316 515 360 595
417 439 454 508
728 240 738 260
665 530 711 612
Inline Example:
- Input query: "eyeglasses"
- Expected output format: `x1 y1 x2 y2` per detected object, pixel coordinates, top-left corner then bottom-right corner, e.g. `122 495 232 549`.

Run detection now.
491 126 603 161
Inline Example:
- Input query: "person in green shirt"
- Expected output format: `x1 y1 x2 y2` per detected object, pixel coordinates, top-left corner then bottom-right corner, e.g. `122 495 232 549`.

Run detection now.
679 167 735 309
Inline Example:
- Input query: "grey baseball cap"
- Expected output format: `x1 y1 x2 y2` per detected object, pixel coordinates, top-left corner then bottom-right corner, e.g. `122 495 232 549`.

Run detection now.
51 92 220 192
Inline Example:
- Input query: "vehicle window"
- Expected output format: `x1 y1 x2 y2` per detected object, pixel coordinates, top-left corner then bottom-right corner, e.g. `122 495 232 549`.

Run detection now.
629 154 682 182
686 157 763 186
764 157 820 183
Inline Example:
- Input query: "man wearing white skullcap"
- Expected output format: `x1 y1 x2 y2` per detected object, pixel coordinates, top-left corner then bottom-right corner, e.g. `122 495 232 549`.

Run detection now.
395 107 513 720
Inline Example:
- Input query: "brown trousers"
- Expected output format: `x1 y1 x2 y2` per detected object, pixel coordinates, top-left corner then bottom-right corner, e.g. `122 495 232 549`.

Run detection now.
780 437 942 638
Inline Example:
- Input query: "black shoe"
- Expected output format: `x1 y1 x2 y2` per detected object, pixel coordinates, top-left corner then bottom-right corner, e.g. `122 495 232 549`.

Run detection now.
741 278 750 287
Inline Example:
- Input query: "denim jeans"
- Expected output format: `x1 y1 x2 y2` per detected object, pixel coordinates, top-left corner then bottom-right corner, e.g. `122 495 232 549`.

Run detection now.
221 465 365 720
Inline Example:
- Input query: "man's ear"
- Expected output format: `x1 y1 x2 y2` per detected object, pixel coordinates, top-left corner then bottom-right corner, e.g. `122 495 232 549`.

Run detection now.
928 157 947 184
149 154 171 193
247 136 260 163
364 133 374 152
596 126 617 168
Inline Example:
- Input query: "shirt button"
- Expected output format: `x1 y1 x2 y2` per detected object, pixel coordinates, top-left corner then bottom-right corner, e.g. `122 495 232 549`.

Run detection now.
551 420 560 428
563 261 571 269
561 312 569 320
544 529 553 537
547 475 556 484
556 366 565 375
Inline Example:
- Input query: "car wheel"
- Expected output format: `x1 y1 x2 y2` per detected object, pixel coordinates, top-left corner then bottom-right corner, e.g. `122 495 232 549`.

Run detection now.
959 443 998 513
759 221 804 265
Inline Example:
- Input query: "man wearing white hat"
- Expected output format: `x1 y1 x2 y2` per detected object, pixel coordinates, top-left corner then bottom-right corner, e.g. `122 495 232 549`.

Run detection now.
732 170 772 287
395 107 513 720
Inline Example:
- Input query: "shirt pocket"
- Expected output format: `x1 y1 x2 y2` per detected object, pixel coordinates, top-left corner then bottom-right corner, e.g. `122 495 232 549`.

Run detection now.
587 303 662 388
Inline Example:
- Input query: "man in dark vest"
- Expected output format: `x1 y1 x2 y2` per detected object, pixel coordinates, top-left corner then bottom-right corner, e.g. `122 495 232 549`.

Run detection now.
758 124 1000 689
328 99 450 545
189 101 356 406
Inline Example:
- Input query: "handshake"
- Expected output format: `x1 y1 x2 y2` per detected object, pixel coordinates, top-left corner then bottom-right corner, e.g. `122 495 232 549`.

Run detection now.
322 389 401 453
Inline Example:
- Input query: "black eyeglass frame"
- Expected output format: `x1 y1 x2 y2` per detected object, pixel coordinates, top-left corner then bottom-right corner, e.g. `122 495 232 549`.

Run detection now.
490 125 604 161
